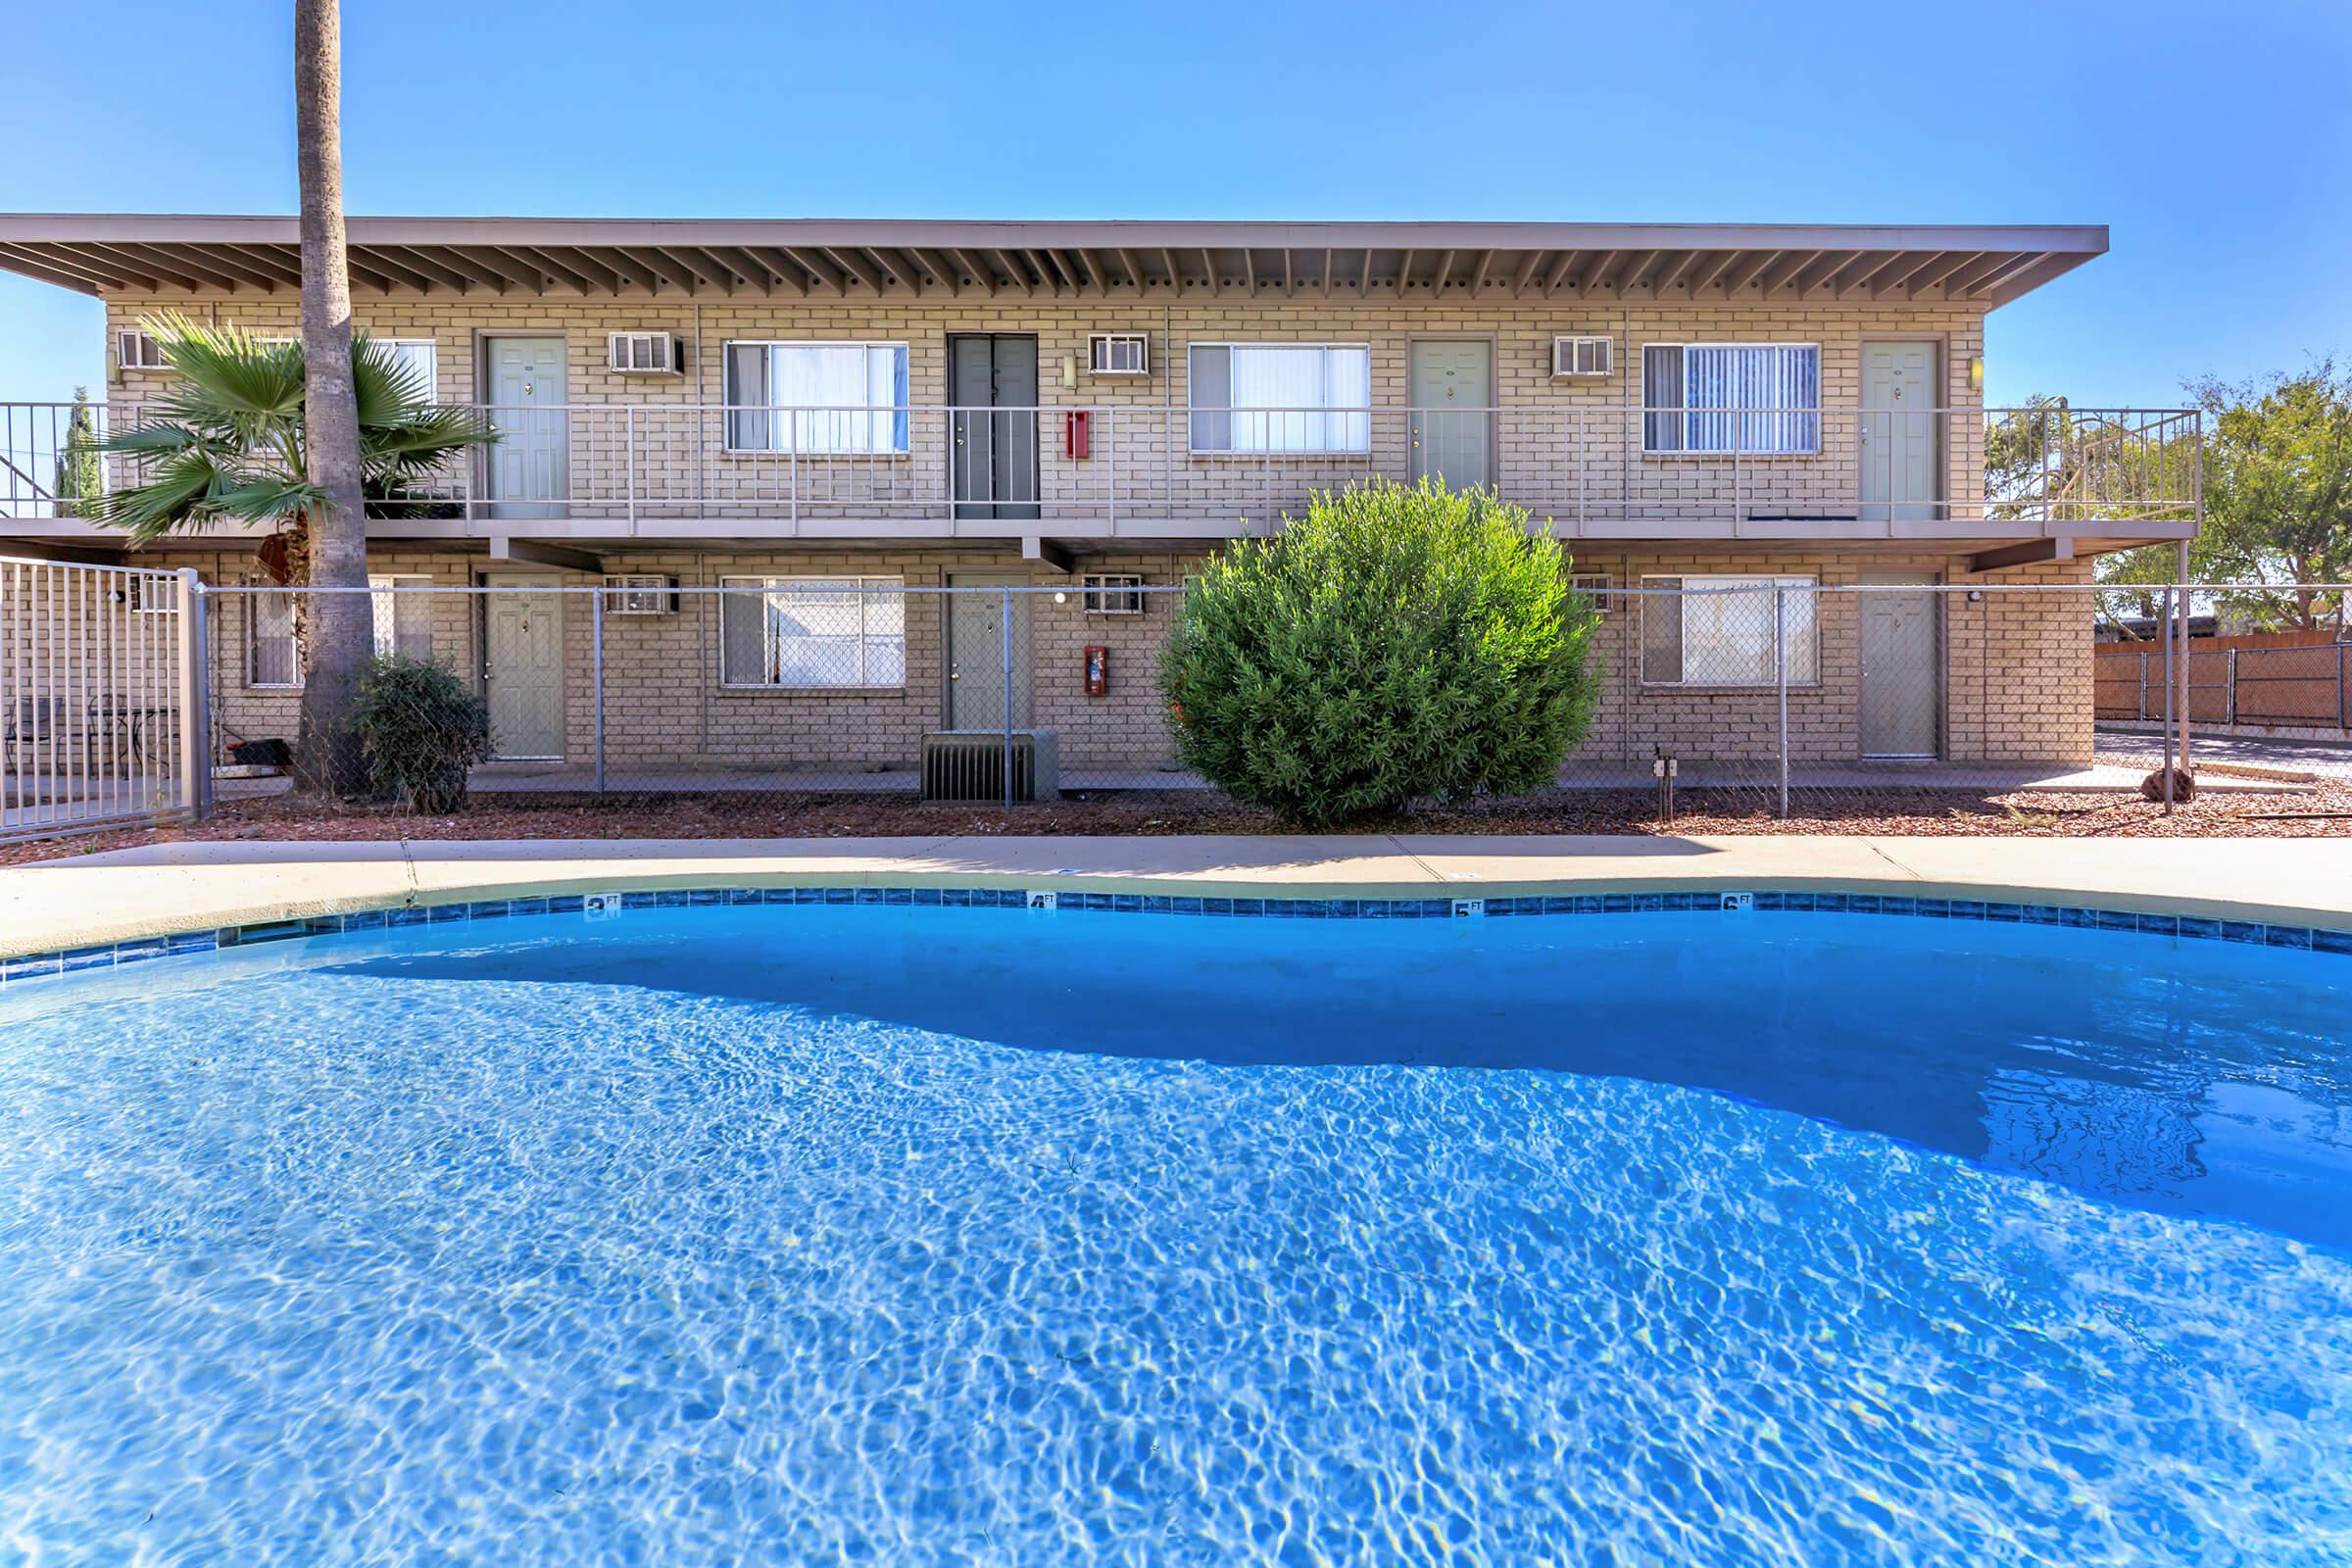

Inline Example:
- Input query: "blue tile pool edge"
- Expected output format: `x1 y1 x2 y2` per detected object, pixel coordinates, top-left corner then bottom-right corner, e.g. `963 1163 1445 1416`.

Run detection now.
5 883 2351 987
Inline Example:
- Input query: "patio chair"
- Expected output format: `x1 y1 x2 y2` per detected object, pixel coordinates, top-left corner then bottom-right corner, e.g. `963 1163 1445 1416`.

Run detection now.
1 698 92 775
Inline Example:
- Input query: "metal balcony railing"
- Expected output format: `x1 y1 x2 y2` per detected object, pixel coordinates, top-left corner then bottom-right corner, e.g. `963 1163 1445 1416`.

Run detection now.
0 400 2202 536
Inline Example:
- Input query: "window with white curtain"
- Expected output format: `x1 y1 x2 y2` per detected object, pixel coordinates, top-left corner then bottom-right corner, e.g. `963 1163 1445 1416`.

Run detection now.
251 336 436 402
368 573 434 662
384 340 438 402
722 342 909 454
718 576 906 688
248 587 301 687
1641 575 1819 686
1188 343 1371 454
1642 344 1821 455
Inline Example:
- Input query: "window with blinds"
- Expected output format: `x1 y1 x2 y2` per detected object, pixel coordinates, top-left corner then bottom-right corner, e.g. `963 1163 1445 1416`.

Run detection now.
718 577 906 689
1640 575 1819 687
368 574 435 662
1642 344 1821 455
248 587 301 688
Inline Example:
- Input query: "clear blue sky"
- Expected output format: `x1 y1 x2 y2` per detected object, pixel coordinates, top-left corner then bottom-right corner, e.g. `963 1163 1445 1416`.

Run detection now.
3 0 2346 406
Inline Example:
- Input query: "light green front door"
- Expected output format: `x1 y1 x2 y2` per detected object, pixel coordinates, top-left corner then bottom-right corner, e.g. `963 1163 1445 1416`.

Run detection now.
947 574 1032 731
1860 341 1939 524
1409 341 1492 490
1859 571 1940 758
485 337 567 519
483 576 564 760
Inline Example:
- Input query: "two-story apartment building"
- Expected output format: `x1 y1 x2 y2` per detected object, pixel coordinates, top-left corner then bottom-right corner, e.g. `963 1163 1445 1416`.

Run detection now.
0 217 2200 786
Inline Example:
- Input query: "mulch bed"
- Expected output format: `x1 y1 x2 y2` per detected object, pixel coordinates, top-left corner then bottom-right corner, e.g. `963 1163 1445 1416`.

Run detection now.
9 777 2351 867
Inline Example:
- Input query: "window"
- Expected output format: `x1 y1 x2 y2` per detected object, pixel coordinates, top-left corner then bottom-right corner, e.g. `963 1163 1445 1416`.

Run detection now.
385 340 438 402
1641 575 1818 686
368 574 434 662
722 342 909 454
1642 344 1820 455
1081 573 1146 614
248 587 301 687
1188 343 1371 454
1570 571 1613 614
719 577 906 689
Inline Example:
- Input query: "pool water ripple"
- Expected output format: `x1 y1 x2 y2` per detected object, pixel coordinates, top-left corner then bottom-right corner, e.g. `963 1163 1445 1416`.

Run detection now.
1 907 2349 1564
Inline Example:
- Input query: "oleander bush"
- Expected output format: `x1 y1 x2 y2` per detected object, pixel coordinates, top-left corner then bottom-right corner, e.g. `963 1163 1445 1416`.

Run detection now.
353 655 495 813
1162 478 1601 826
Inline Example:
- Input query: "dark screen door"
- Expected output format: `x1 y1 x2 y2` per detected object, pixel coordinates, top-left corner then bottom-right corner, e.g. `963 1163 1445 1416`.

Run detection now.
950 334 1040 521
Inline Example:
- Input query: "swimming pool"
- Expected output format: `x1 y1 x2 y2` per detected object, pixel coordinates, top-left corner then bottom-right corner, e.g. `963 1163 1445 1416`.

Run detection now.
3 897 2349 1564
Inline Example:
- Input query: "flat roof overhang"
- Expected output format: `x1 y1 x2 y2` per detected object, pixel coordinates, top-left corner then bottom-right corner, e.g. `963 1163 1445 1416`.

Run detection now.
0 216 2107 308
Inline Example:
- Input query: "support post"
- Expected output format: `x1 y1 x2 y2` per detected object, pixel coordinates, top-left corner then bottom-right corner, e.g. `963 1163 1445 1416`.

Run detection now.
1774 583 1789 819
591 583 607 794
175 567 211 823
624 406 639 534
2175 541 2192 773
2160 585 2176 814
1001 586 1015 811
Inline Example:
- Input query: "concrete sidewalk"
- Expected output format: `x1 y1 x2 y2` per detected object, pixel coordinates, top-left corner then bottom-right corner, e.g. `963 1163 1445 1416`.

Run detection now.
6 834 2352 958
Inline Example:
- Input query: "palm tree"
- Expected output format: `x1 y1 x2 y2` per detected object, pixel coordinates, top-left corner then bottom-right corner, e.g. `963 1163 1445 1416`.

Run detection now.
95 315 493 760
292 0 369 796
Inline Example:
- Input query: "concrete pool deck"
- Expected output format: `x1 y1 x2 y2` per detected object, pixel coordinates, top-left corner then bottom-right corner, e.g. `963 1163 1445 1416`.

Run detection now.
5 834 2352 959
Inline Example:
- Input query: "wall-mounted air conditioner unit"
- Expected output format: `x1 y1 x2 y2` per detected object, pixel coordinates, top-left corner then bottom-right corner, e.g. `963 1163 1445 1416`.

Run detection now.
1552 336 1612 377
1081 573 1146 614
117 330 167 369
601 573 679 614
608 332 683 374
1088 333 1150 376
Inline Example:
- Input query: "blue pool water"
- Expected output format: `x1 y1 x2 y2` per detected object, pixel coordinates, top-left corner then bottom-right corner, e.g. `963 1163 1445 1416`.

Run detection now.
3 905 2351 1565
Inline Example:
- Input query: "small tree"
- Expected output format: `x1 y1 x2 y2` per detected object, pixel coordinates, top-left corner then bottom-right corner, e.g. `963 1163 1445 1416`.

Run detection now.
1162 479 1601 827
52 388 104 518
2185 362 2352 632
353 655 494 813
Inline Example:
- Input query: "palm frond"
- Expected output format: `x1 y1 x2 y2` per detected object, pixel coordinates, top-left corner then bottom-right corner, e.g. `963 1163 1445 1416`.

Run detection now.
99 448 245 545
141 313 305 422
214 474 323 525
96 421 208 459
87 317 488 559
351 332 432 426
363 406 499 474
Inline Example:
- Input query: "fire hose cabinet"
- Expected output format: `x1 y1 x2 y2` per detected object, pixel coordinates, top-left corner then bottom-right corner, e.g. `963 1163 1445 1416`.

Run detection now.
1063 411 1091 459
1084 645 1109 697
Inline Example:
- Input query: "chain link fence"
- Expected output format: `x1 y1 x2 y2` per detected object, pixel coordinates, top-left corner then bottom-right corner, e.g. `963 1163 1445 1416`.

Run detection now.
74 578 2317 841
11 569 2350 845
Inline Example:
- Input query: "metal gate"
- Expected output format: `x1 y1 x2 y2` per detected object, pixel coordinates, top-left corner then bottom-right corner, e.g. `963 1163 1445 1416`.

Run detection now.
1 556 206 845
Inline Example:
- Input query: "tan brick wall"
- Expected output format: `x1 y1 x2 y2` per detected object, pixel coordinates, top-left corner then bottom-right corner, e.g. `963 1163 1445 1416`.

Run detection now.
99 294 1987 530
169 543 2092 775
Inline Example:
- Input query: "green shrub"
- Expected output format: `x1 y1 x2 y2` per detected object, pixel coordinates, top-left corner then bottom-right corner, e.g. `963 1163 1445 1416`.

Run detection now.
353 655 494 813
1161 479 1601 826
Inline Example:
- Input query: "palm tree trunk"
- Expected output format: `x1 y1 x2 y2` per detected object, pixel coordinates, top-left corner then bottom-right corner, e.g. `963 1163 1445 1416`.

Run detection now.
292 0 372 797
